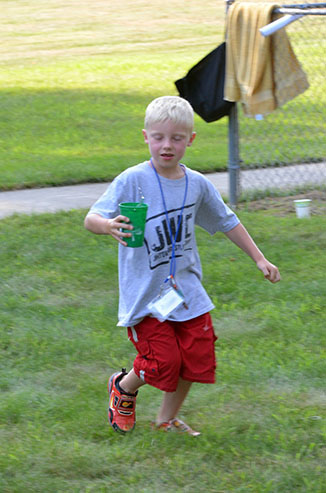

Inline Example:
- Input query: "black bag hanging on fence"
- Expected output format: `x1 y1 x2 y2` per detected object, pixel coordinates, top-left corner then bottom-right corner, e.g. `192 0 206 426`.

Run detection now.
174 42 234 123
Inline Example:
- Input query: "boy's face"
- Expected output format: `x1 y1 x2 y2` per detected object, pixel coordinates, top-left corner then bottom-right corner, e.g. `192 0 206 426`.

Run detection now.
142 120 196 178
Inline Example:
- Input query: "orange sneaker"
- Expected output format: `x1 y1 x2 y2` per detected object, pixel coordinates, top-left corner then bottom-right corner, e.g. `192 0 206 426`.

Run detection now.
108 369 137 433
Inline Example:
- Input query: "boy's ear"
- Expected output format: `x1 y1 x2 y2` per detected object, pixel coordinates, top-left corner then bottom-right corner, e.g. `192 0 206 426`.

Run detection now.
187 132 196 147
142 129 149 143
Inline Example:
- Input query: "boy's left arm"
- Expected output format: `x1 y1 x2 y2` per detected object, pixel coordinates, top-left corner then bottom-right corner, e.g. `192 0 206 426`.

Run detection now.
224 223 281 283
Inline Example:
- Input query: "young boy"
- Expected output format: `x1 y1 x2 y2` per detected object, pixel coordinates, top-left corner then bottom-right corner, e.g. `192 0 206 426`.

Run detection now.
84 96 280 436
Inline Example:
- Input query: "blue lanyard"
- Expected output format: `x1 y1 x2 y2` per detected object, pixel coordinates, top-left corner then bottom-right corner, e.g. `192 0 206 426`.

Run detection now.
150 158 188 282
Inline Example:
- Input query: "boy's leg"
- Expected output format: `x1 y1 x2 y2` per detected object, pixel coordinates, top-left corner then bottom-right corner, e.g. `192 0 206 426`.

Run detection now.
156 377 192 424
153 314 217 435
119 368 146 394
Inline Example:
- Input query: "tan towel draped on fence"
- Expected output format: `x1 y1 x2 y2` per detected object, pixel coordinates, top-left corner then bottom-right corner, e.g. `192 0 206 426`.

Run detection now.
224 2 309 117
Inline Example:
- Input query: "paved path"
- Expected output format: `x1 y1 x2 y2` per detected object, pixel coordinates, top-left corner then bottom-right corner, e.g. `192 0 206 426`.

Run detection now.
0 182 113 219
0 173 229 219
0 162 325 219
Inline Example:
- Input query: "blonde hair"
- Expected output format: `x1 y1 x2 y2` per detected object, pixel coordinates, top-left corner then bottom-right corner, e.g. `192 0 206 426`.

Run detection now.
144 96 194 133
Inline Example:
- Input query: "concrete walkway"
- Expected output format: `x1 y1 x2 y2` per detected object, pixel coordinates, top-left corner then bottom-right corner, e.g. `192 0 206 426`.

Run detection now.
0 173 229 219
0 162 325 219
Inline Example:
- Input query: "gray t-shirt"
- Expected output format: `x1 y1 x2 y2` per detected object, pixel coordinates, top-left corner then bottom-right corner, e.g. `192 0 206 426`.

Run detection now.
87 161 239 326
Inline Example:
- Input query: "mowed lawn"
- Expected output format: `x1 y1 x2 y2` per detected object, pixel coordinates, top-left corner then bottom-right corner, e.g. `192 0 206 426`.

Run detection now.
0 207 326 492
0 0 227 189
1 0 325 190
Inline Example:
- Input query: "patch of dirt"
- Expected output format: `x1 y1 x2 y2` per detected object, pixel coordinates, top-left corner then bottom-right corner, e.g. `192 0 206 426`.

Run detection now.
239 190 326 216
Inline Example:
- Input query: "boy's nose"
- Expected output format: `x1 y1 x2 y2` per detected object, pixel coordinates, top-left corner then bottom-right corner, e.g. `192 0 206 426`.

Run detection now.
162 139 172 148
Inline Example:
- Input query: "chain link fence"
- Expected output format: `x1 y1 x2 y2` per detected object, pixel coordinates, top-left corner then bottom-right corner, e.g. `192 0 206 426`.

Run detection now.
227 1 326 202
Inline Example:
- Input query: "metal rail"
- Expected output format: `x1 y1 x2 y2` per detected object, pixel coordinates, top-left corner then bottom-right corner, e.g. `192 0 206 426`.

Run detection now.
276 7 326 14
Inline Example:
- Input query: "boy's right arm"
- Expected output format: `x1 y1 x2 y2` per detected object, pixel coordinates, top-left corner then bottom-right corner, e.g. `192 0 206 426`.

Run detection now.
84 213 133 246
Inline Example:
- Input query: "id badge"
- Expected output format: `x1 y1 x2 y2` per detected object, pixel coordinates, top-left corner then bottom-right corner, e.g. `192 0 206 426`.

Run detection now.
147 286 185 322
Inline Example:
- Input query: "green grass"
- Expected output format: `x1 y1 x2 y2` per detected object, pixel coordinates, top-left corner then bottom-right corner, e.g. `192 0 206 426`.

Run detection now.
0 79 229 189
0 0 228 190
1 209 326 492
0 0 325 190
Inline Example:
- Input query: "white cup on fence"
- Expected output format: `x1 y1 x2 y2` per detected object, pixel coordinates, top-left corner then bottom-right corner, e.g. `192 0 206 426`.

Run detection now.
294 199 311 218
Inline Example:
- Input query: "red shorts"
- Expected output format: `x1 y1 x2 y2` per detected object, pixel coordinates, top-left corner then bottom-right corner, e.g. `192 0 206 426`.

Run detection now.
127 313 217 392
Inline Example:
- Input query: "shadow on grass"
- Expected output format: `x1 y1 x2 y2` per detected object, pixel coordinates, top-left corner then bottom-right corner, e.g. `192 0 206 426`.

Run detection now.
0 88 229 190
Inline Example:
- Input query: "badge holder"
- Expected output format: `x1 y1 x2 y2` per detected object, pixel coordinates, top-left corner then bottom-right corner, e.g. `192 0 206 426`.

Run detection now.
147 283 185 323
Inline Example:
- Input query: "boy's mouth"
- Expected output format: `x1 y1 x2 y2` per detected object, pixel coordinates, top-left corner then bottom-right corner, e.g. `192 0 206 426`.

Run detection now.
161 153 174 158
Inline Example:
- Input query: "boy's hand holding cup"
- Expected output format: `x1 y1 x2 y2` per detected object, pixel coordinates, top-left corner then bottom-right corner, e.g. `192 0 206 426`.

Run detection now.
119 202 148 247
105 215 133 246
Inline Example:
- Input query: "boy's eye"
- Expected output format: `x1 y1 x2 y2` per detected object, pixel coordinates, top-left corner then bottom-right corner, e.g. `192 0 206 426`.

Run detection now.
151 134 185 142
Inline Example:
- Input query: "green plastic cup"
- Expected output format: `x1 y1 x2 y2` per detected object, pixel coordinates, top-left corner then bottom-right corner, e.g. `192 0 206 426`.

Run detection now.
119 202 148 247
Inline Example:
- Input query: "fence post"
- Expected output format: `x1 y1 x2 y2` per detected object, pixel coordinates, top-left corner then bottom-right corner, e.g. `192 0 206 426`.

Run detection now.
228 103 240 208
225 0 240 208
